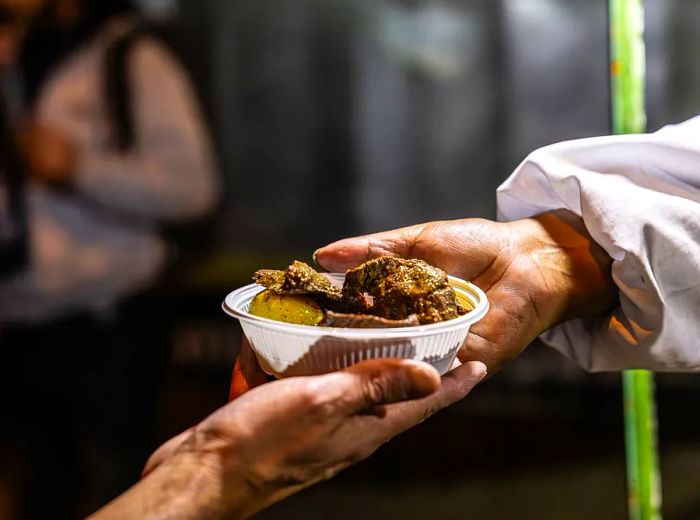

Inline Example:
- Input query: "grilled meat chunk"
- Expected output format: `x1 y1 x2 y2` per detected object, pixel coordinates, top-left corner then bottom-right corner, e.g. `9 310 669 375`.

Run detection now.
253 261 343 308
253 257 466 326
321 311 420 328
343 257 464 324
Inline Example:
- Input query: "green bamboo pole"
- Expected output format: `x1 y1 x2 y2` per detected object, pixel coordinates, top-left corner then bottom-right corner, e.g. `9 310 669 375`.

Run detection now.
609 0 647 134
609 1 661 518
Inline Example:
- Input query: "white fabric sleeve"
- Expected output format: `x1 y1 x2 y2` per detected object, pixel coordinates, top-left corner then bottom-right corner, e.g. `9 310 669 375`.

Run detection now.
75 39 220 222
496 116 700 372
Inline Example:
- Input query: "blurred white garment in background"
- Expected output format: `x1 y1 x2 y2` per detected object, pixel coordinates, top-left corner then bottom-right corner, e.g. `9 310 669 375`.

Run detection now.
0 19 218 323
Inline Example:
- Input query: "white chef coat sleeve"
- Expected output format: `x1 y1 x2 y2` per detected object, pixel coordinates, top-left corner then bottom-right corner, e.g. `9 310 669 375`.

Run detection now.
496 116 700 372
75 39 220 222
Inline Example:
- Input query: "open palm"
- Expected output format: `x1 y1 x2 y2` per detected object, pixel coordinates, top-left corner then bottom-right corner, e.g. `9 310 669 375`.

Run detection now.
315 213 615 373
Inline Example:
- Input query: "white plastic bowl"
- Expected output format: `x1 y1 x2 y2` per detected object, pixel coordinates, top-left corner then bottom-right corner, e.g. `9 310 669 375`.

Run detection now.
223 273 489 377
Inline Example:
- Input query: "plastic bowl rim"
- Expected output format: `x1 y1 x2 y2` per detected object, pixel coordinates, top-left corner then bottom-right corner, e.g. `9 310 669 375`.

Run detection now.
222 274 489 339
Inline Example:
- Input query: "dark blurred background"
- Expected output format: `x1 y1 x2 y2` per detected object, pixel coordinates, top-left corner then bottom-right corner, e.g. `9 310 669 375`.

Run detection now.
1 0 700 518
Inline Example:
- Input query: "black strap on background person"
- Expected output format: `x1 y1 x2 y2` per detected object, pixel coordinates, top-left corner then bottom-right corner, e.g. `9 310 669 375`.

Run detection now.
0 89 28 277
103 23 150 152
102 24 219 276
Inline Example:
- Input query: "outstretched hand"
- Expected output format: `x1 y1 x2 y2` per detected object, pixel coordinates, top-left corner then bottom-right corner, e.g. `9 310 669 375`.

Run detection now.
314 212 616 373
89 211 614 520
91 357 486 520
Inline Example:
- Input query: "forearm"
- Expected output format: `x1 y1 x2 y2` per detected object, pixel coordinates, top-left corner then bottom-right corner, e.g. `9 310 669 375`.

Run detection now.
89 451 254 520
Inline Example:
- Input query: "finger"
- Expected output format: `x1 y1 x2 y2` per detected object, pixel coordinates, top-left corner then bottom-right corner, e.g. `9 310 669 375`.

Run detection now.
458 284 541 375
365 356 462 417
459 326 504 375
141 428 194 479
229 358 248 401
310 359 441 416
369 360 487 437
313 224 427 272
240 336 268 386
229 337 268 401
314 220 504 282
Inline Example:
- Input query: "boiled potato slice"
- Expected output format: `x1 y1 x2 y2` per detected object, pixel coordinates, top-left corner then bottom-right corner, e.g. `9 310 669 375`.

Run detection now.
249 290 324 325
456 292 474 312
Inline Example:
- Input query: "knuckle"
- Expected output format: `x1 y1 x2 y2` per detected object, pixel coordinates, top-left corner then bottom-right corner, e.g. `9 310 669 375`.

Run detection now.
362 375 393 406
361 369 412 407
299 384 337 419
368 237 398 258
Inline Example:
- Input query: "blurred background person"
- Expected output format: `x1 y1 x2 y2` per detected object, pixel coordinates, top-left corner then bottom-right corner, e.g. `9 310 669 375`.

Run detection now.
0 0 219 518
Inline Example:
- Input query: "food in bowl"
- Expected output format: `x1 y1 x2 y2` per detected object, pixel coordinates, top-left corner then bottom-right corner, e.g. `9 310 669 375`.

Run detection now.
248 290 324 326
249 257 469 327
223 263 489 377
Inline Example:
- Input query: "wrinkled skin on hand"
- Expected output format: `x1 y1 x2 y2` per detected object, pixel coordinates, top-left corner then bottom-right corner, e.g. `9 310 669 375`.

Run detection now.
314 212 617 374
90 355 486 520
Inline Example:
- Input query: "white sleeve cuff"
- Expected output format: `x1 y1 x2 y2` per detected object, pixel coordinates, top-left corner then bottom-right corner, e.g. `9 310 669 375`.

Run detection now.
496 118 700 372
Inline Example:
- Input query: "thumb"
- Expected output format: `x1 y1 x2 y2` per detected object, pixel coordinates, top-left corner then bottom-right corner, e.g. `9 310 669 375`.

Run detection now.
313 224 428 272
314 359 441 416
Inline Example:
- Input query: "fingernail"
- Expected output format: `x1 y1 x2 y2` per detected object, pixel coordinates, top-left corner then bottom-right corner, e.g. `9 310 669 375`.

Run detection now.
312 249 327 270
473 363 488 384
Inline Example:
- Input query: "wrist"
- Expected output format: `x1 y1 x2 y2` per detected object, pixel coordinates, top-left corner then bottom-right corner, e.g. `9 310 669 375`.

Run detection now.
175 428 292 520
89 438 256 520
166 433 259 519
506 211 617 333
